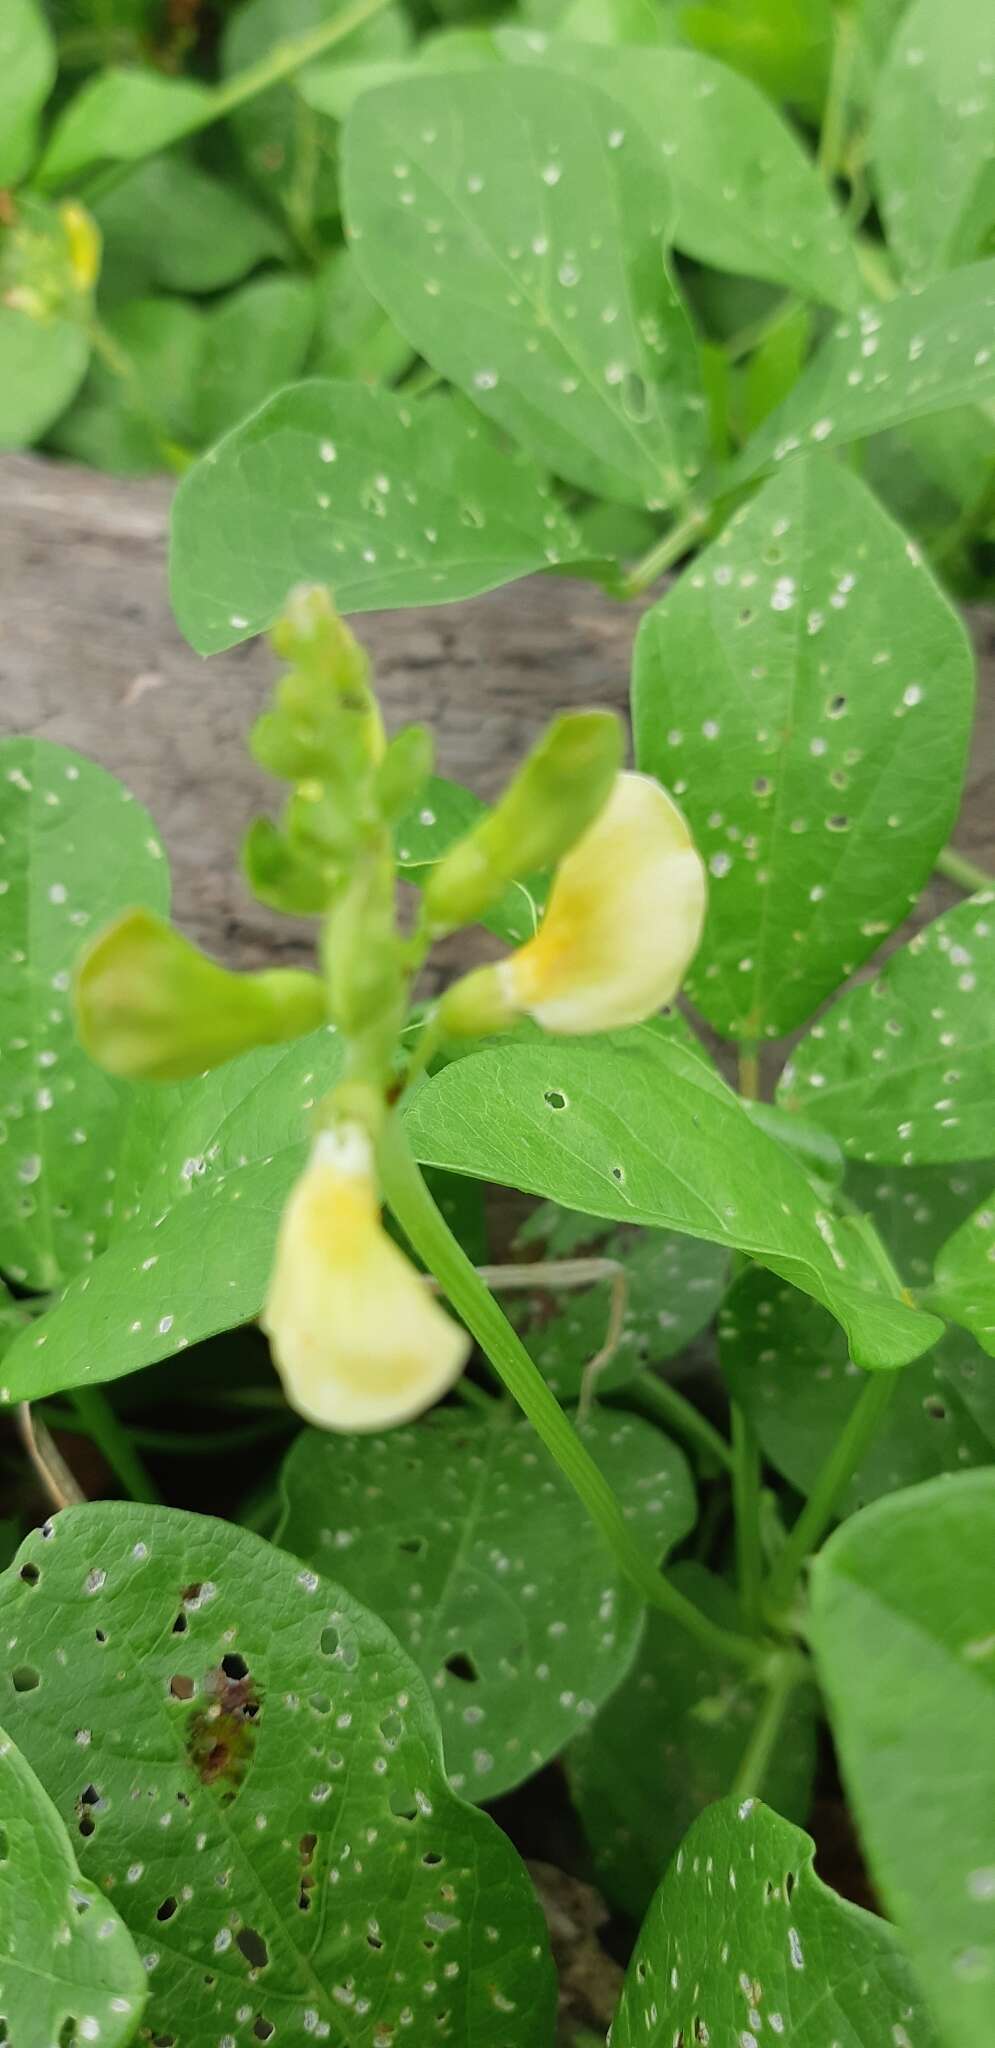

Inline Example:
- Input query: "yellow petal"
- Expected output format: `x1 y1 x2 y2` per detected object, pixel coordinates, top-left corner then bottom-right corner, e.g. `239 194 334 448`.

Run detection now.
262 1126 470 1431
499 772 706 1034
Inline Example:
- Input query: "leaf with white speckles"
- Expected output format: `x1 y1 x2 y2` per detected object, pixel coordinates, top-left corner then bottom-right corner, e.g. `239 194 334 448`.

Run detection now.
498 35 861 310
278 1408 694 1799
871 0 995 284
0 739 170 1293
720 1266 995 1514
0 1504 555 2048
0 1719 147 2045
566 1565 817 1919
612 1795 939 2048
932 1188 995 1356
633 457 974 1041
848 1156 995 1291
779 891 995 1164
403 1026 944 1369
0 1028 343 1402
735 258 995 482
170 380 583 654
811 1471 995 2048
343 68 706 510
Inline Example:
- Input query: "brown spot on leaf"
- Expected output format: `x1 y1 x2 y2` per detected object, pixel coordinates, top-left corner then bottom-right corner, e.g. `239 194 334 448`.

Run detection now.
185 1659 261 1797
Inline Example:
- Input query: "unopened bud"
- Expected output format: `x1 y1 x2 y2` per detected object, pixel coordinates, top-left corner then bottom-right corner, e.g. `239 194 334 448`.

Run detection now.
74 908 328 1080
322 859 403 1038
437 964 516 1040
424 710 623 931
243 818 342 915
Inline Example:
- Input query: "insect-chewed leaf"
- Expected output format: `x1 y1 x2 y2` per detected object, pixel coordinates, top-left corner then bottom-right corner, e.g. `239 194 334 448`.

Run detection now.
811 1471 995 2048
343 68 706 510
0 1719 147 2044
0 1506 555 2047
499 35 860 310
932 1188 995 1356
720 1267 995 1514
0 1028 342 1402
611 1796 939 2048
0 739 169 1292
871 0 995 284
278 1408 694 1799
566 1565 817 1919
735 259 995 481
633 457 974 1040
779 891 995 1163
403 1027 943 1369
170 380 582 654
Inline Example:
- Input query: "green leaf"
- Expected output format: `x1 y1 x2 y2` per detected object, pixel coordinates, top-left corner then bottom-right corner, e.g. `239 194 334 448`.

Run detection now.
308 247 412 385
0 305 89 451
194 275 316 448
0 1720 146 2044
170 381 582 655
278 1407 695 1798
343 68 706 509
0 739 169 1293
499 36 860 310
779 890 995 1163
395 775 544 946
735 260 995 481
93 150 282 297
848 1155 995 1289
721 1266 995 1513
402 1026 943 1368
36 67 213 188
612 1795 941 2048
521 1226 728 1399
633 456 975 1040
0 1027 342 1401
0 1503 556 2046
567 1564 816 1918
932 1188 995 1356
0 0 56 186
50 295 203 474
811 1470 995 2048
681 0 832 115
871 0 995 283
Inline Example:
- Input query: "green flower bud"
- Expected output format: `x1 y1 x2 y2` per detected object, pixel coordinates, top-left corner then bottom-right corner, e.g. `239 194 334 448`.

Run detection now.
423 710 623 932
322 859 404 1039
74 909 329 1081
437 964 515 1040
242 818 341 916
375 725 435 823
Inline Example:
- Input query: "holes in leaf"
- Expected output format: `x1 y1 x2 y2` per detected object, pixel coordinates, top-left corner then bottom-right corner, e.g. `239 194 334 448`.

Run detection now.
923 1394 948 1422
544 1090 568 1111
753 776 772 796
58 2019 79 2048
635 1961 647 1985
298 1832 317 1912
784 1869 797 1901
379 1711 403 1746
421 1850 443 1868
253 2022 275 2043
186 1662 261 1792
397 1536 425 1557
308 1691 331 1716
76 1784 103 1840
320 1626 340 1658
367 1931 384 1952
171 1611 188 1636
169 1674 195 1701
826 694 847 718
694 2024 710 2045
611 1165 625 1183
18 1562 40 1587
10 1664 39 1693
94 1629 108 1646
0 1827 7 1862
156 1897 178 1924
220 1652 249 1682
389 1786 418 1823
826 815 850 833
236 1926 270 1971
621 370 649 422
443 1650 479 1685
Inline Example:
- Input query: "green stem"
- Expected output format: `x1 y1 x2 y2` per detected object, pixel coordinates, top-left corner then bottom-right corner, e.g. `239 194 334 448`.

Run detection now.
70 1388 159 1504
731 1404 764 1634
817 6 857 183
730 1653 804 1802
936 845 994 896
378 1111 767 1675
766 1372 896 1613
621 503 712 600
623 1372 734 1475
89 318 191 475
737 1043 760 1101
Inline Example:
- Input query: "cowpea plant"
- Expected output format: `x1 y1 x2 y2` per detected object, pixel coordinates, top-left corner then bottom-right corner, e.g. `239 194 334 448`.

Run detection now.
3 22 995 2048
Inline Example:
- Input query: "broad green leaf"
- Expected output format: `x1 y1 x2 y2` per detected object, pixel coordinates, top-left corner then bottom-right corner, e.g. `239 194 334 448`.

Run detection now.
307 247 412 385
633 456 974 1040
849 1155 995 1288
612 1795 941 2048
0 306 89 450
735 260 995 481
681 0 832 115
0 739 169 1293
0 0 56 186
0 1720 146 2044
298 55 409 119
50 295 203 474
194 275 316 448
402 1028 943 1368
278 1407 695 1798
500 36 860 309
0 1504 556 2046
779 891 995 1163
567 1566 816 1917
932 1189 995 1356
721 1267 995 1513
521 1226 728 1399
871 0 995 283
0 1026 342 1401
170 381 582 654
93 151 282 297
811 1471 995 2048
36 67 213 188
343 69 707 509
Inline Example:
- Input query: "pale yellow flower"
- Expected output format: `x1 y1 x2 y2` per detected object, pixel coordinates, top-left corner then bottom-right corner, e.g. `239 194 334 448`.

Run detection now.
498 771 706 1033
262 1125 469 1431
